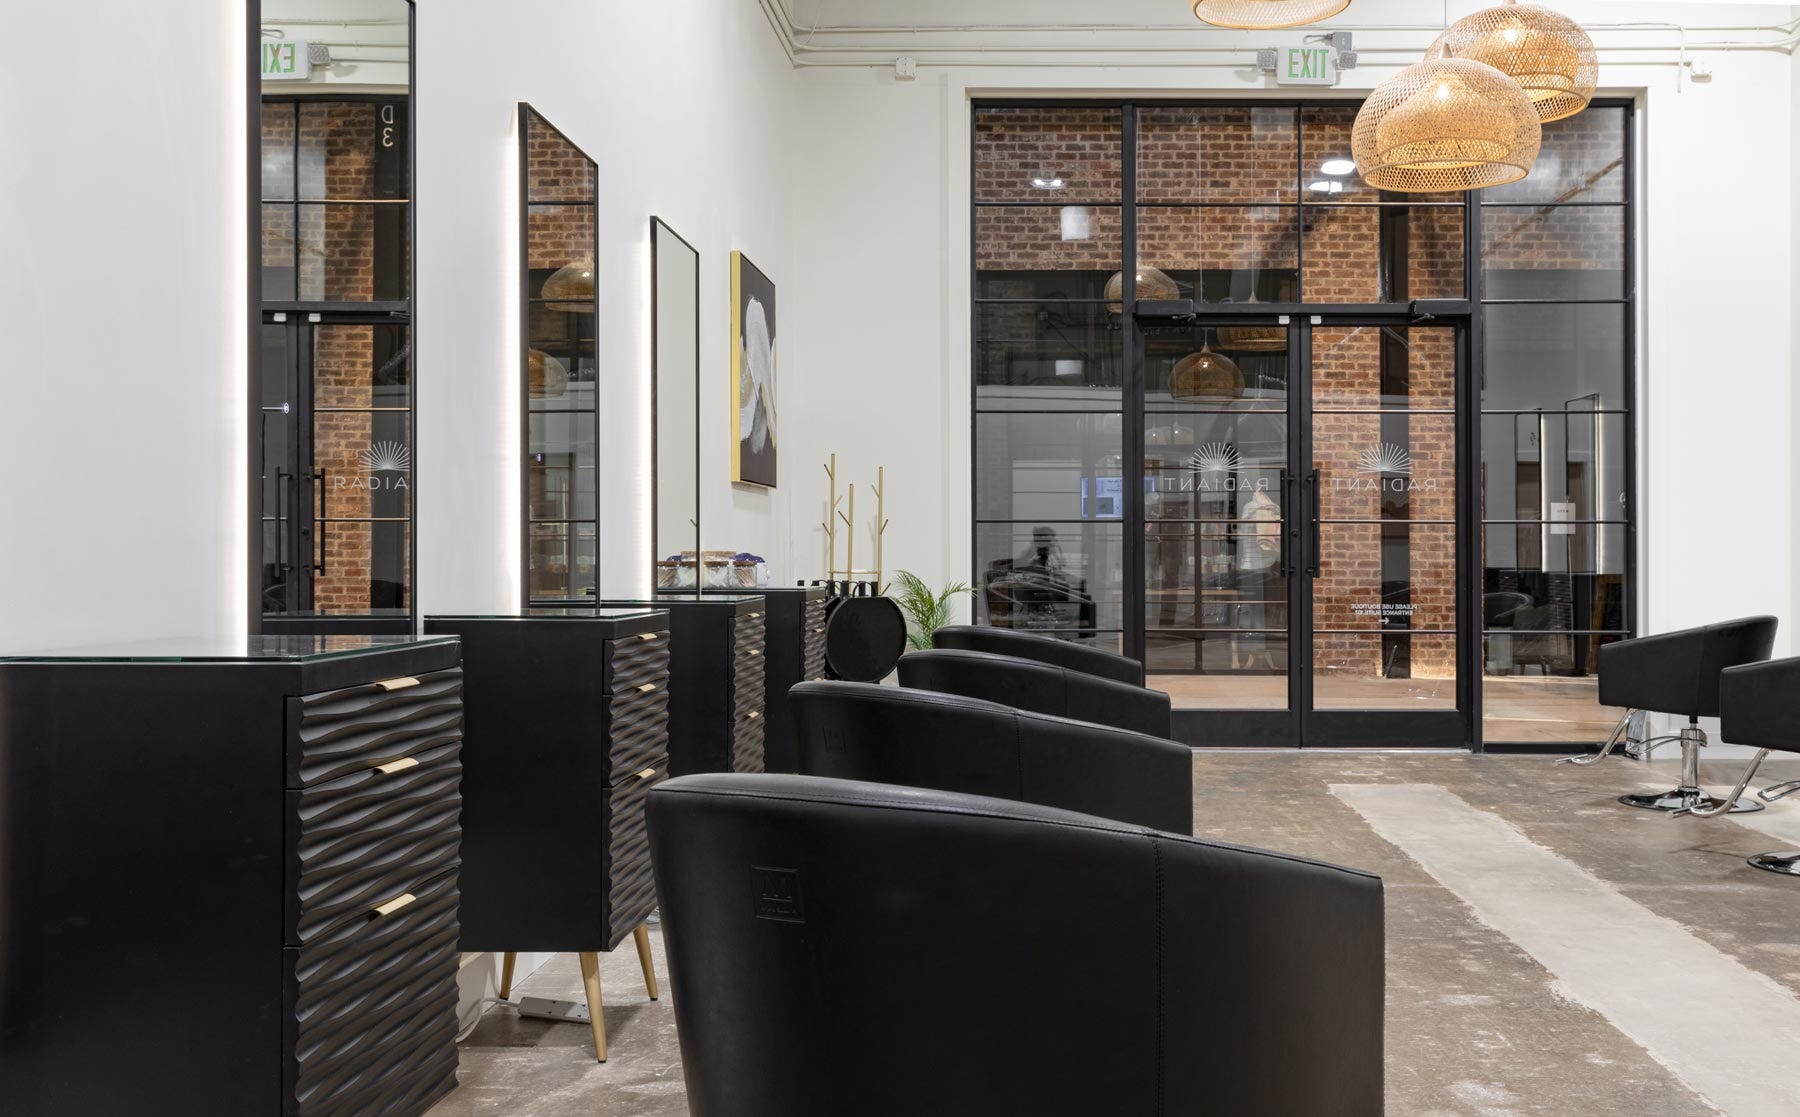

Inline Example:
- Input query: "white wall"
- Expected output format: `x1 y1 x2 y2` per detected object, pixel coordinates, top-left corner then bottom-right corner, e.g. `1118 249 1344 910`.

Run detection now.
416 0 797 613
0 1 248 653
782 17 1799 646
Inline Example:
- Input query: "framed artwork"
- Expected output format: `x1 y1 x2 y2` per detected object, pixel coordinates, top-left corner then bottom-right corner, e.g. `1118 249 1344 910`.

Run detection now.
731 250 777 487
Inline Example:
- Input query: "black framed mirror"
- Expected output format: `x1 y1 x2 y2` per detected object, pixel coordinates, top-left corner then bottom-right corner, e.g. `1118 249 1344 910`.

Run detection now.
519 105 599 605
652 218 701 596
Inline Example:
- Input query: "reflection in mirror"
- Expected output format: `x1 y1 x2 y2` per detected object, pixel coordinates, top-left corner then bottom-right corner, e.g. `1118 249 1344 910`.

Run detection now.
521 106 599 604
652 219 702 596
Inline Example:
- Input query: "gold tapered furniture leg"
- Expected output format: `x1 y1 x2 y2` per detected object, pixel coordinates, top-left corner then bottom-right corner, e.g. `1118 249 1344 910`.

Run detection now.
498 952 516 1000
578 952 608 1062
633 924 659 1000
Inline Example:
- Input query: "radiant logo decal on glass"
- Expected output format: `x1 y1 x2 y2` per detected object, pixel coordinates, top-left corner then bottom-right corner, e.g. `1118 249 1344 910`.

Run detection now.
1180 442 1267 492
1338 442 1434 493
338 441 411 493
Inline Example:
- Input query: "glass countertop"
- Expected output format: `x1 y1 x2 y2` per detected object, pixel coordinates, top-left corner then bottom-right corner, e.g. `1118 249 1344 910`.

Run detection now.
431 607 668 621
0 634 458 664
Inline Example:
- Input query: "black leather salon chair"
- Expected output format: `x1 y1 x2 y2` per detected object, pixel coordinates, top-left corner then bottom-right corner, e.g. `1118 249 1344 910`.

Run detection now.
931 624 1145 685
647 774 1383 1117
790 680 1191 833
897 648 1173 739
1655 656 1800 872
1561 616 1778 814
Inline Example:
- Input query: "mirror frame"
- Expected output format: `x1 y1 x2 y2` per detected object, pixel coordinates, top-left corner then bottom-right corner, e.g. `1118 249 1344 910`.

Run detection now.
651 217 702 597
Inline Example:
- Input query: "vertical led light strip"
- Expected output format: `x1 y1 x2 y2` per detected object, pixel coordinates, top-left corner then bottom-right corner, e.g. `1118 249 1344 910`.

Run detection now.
229 0 252 645
501 113 524 606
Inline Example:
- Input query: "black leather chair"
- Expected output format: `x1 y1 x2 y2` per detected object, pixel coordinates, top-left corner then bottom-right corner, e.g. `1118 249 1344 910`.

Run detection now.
931 624 1145 685
1652 657 1800 873
897 648 1173 739
790 680 1191 834
1561 616 1778 814
647 774 1383 1117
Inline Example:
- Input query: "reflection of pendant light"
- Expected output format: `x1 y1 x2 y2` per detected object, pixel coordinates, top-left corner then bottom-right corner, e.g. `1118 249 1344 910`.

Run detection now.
1104 265 1180 313
528 348 569 398
541 257 594 311
1171 333 1245 401
1353 56 1541 192
1428 2 1596 123
1218 265 1288 352
1191 0 1348 29
1059 206 1093 241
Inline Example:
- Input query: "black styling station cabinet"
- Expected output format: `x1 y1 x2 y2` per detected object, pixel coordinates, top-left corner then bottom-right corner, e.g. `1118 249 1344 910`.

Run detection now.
423 609 670 1061
604 595 767 776
0 635 466 1117
662 584 826 772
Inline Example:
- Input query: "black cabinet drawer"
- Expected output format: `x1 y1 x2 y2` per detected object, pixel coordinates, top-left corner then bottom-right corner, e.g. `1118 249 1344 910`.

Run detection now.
604 631 670 695
284 868 460 1117
287 740 462 945
604 681 671 785
604 768 666 942
732 707 767 773
287 668 464 788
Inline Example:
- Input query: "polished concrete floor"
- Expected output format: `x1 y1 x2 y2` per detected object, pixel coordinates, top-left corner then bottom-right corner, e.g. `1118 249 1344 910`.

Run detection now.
430 752 1800 1116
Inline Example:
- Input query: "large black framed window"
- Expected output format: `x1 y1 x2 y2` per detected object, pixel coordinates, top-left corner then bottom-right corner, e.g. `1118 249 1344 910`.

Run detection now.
520 106 600 604
1477 103 1635 744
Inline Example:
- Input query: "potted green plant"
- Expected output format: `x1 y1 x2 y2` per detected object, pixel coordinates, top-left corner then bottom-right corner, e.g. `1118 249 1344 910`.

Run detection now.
889 570 973 651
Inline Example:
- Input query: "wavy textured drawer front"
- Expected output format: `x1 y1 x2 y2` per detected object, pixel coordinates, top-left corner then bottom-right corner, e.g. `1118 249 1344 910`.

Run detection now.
803 602 829 682
288 668 465 788
605 770 666 943
604 631 670 696
604 682 671 785
733 647 767 708
285 869 460 1117
732 708 767 774
288 740 462 945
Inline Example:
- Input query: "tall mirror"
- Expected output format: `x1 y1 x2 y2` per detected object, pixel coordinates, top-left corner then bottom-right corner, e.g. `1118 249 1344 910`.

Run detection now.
652 218 701 596
520 106 599 604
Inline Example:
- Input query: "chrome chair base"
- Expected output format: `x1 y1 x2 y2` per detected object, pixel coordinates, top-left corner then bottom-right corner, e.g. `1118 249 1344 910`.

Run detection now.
1747 850 1800 876
1620 787 1764 814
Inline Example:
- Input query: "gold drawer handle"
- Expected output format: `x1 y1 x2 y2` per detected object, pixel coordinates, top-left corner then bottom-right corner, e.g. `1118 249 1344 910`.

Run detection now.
745 710 761 720
746 649 761 657
746 612 763 619
371 893 417 919
372 757 420 775
375 676 420 692
636 767 658 780
638 633 659 641
636 682 658 694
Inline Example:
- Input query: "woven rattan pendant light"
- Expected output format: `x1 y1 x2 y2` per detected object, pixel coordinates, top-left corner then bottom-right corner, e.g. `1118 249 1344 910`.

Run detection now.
1171 336 1244 401
1104 265 1181 312
1428 2 1596 123
540 258 595 311
1192 0 1349 30
1352 56 1541 192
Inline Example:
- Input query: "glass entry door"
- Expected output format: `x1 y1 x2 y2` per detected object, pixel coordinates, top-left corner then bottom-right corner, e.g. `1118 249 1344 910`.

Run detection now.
1144 317 1470 747
259 312 413 630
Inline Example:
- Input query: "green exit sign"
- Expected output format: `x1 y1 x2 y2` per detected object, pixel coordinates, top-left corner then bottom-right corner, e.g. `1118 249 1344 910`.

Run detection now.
1280 46 1337 86
262 40 311 81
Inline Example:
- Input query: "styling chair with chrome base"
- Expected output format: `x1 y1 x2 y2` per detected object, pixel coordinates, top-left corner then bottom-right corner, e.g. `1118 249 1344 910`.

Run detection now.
1559 616 1777 813
647 774 1383 1117
1661 656 1800 874
790 680 1191 833
930 624 1145 685
897 647 1173 739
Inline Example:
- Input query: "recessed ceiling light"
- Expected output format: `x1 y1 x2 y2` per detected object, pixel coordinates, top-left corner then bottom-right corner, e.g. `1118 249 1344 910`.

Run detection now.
1030 176 1067 190
1307 180 1345 194
1319 158 1356 176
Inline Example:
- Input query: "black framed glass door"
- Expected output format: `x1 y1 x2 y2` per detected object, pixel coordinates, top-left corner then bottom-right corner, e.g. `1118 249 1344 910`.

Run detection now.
1141 315 1471 747
258 312 413 630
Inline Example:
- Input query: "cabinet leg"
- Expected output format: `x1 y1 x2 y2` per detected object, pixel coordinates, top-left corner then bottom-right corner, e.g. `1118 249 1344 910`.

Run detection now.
498 952 516 1000
633 924 660 1000
578 952 608 1062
